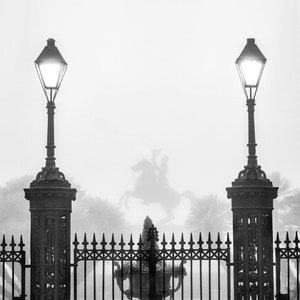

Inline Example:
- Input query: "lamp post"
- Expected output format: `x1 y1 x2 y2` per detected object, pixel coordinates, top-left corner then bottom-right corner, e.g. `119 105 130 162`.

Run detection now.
236 38 266 173
24 39 76 300
226 39 278 300
35 38 67 172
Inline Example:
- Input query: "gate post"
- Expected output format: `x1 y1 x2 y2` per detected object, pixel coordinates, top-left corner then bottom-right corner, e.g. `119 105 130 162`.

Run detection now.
227 172 277 299
25 172 76 300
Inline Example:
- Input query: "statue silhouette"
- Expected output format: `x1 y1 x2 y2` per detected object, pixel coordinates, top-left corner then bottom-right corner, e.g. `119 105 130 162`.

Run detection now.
120 151 182 223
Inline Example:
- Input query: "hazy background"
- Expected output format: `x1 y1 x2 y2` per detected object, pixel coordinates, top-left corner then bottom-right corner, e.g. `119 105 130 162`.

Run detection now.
0 0 299 233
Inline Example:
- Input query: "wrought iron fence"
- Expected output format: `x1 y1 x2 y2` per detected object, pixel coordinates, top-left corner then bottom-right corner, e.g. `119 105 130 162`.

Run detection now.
72 226 232 300
275 232 300 300
2 230 300 300
0 235 26 300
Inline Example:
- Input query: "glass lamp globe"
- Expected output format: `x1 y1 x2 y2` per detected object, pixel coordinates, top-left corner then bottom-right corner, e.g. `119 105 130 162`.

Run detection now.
236 38 266 99
35 38 67 101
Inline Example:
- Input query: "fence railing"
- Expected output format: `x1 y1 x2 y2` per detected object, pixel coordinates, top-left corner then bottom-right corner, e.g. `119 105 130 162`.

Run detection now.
1 231 299 299
72 226 232 300
0 235 26 300
275 232 300 300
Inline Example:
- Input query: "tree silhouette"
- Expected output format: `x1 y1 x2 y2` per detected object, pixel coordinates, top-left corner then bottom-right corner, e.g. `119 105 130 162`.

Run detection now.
0 176 128 241
269 172 300 235
183 191 231 239
0 175 31 238
72 185 128 238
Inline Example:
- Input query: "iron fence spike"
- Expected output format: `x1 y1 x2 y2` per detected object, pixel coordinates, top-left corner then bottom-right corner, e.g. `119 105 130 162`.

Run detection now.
92 233 98 248
19 235 25 250
225 232 231 247
285 232 290 248
180 233 185 246
83 233 88 247
110 234 116 247
275 232 280 247
10 235 16 248
1 234 7 249
101 233 107 247
129 234 134 248
207 232 213 248
73 233 79 247
161 233 167 248
120 234 125 248
189 233 195 248
294 232 299 248
137 234 143 249
198 233 204 248
216 233 222 247
170 233 176 248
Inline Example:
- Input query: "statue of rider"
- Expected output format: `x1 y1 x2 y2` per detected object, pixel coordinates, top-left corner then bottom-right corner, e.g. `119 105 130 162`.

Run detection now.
152 150 169 189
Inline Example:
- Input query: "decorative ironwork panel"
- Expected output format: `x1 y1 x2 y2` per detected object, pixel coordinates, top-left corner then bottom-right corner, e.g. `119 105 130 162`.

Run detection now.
72 226 232 300
31 213 71 300
0 235 26 299
275 232 300 300
232 209 273 300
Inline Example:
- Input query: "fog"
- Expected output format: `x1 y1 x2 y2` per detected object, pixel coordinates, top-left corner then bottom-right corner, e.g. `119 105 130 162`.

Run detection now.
0 1 299 229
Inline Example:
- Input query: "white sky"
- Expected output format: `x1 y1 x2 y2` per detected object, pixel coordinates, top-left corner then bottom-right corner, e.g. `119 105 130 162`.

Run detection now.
0 1 299 224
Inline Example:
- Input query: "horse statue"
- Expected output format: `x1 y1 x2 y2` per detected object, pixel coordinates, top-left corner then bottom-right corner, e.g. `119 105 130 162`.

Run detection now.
119 152 182 222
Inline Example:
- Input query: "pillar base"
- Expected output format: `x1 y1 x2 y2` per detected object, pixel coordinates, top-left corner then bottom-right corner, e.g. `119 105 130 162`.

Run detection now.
24 170 76 300
227 170 277 300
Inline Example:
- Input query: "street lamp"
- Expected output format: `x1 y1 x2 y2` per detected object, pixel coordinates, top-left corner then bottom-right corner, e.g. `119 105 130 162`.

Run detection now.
236 38 266 100
25 38 76 299
236 38 267 176
35 38 67 102
34 38 67 174
227 38 277 300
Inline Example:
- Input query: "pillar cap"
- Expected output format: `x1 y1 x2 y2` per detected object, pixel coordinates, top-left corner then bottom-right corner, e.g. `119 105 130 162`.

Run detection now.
226 184 278 202
234 165 271 183
24 186 77 202
30 166 70 187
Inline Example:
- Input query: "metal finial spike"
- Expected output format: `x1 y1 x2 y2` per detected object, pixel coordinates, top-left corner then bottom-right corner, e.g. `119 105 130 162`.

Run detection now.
170 233 176 248
19 235 25 250
198 233 204 248
101 233 107 248
129 234 134 248
120 234 125 248
216 233 222 247
110 234 116 247
285 232 290 247
1 235 7 249
225 233 231 247
179 233 185 249
207 232 213 248
161 233 167 248
10 235 16 248
83 233 88 247
73 233 79 247
275 232 280 247
137 234 143 249
91 234 98 248
189 232 194 243
294 232 299 248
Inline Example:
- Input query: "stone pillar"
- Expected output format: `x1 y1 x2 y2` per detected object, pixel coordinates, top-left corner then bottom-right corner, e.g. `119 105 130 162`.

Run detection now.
227 167 277 299
25 170 76 300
